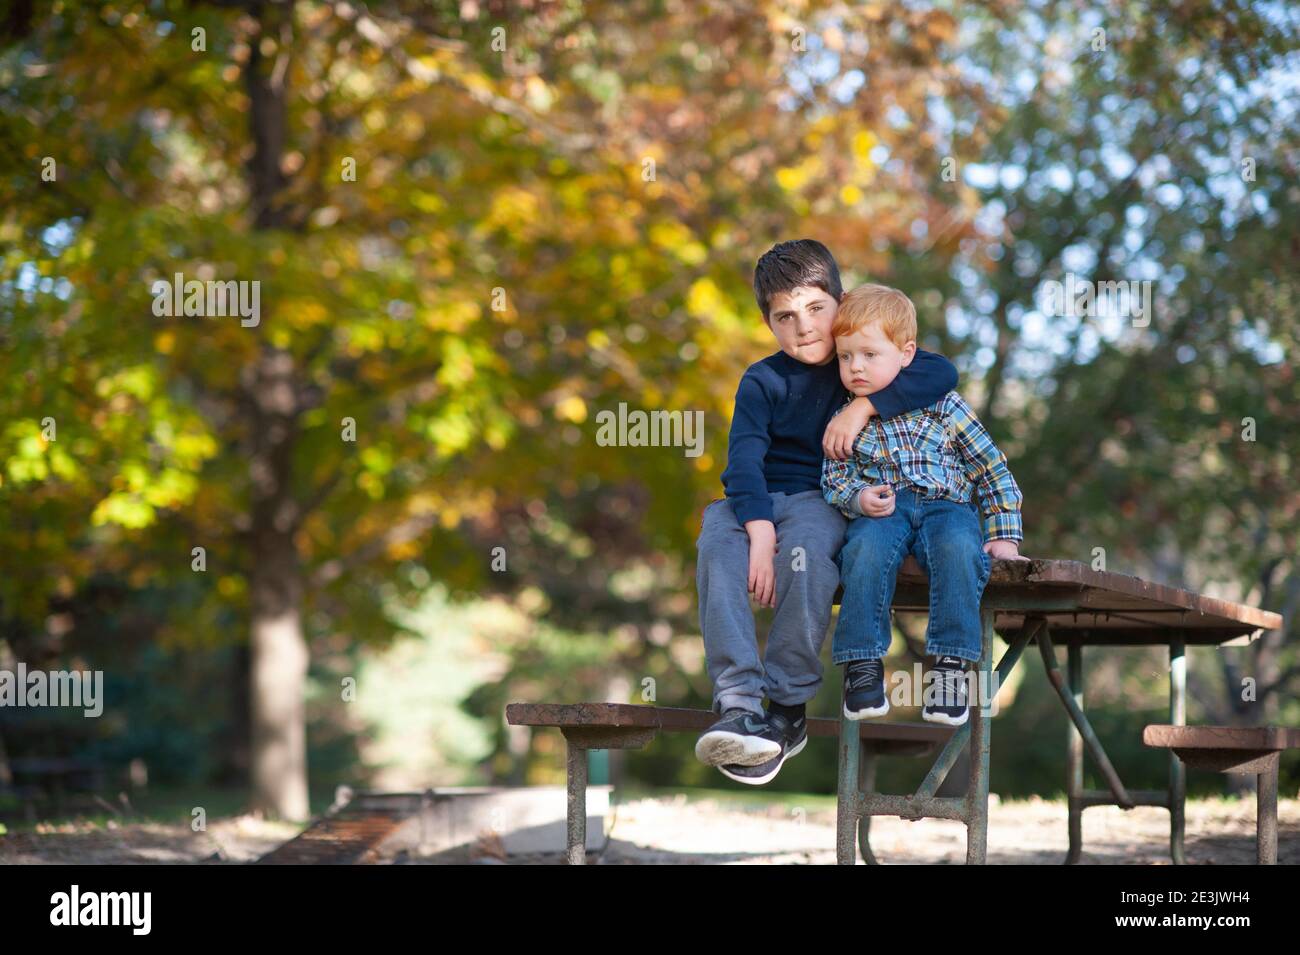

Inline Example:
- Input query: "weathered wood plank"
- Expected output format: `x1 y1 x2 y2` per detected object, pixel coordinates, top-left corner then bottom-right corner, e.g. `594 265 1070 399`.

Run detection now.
872 557 1283 643
505 702 952 744
1143 724 1300 751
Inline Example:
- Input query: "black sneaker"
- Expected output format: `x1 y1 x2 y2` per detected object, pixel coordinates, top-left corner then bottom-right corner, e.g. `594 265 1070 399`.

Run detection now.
922 655 970 726
843 658 889 720
717 710 808 785
695 707 781 767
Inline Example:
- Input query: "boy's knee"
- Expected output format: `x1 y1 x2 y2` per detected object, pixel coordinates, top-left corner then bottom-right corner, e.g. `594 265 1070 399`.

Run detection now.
838 526 884 564
779 534 842 566
930 534 984 574
776 548 839 587
839 526 868 553
697 528 746 568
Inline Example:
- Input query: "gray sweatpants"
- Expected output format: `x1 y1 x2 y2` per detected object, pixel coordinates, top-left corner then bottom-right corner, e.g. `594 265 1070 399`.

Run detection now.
695 489 847 717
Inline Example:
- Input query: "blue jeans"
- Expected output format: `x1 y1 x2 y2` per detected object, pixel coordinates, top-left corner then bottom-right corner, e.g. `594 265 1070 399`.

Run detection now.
831 486 991 665
696 490 847 715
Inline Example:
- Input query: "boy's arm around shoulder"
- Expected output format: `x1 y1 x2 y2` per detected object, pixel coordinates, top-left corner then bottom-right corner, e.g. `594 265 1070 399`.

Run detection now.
943 392 1025 548
826 349 957 459
868 348 959 419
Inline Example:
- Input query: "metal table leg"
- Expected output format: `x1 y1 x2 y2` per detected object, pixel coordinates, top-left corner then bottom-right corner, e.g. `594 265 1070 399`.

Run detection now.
965 609 995 865
1169 637 1186 864
565 740 588 865
1257 754 1279 865
1066 640 1083 864
837 701 862 865
1041 626 1176 864
561 726 656 865
857 748 879 864
1040 627 1133 808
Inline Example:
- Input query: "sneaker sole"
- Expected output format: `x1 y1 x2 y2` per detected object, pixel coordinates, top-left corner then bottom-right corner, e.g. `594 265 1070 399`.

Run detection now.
922 708 969 727
843 698 890 720
694 731 781 767
716 735 807 786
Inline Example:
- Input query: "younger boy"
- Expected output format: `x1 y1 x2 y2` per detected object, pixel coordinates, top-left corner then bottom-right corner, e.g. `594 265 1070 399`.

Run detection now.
821 284 1027 727
694 242 958 785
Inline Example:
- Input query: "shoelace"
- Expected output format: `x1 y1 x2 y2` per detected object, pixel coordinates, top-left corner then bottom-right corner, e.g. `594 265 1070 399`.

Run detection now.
930 666 967 706
847 659 883 691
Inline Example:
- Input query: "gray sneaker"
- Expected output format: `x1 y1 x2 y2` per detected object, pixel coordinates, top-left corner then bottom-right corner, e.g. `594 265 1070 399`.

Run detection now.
695 708 781 767
717 710 808 785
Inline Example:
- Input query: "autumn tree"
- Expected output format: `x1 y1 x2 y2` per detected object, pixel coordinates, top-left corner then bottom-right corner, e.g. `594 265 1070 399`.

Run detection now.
1 0 977 816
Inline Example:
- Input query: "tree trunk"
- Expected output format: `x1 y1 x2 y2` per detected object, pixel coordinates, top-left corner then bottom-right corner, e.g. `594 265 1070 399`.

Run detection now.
245 347 308 820
242 3 309 821
249 514 309 820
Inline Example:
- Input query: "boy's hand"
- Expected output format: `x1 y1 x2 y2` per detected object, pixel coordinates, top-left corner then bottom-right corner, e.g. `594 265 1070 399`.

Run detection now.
823 396 877 460
744 519 778 608
857 484 895 518
984 539 1029 562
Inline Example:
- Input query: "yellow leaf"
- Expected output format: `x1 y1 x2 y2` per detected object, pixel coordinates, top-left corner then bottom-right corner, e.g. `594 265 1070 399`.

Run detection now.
687 278 725 318
776 165 807 191
555 395 587 423
852 130 877 161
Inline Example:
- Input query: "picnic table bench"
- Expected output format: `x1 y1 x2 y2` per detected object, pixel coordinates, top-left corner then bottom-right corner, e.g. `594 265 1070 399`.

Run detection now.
837 557 1282 864
1143 724 1300 864
505 701 954 865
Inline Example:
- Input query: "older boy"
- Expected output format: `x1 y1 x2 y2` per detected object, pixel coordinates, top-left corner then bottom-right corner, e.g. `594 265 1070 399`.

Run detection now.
822 284 1027 727
694 242 958 784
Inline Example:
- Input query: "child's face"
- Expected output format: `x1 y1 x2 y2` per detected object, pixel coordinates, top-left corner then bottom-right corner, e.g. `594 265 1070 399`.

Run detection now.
764 285 839 365
835 323 917 396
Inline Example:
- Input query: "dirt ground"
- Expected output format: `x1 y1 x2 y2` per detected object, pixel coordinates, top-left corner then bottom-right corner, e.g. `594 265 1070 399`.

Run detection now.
1 793 1295 864
0 814 298 864
580 793 1300 864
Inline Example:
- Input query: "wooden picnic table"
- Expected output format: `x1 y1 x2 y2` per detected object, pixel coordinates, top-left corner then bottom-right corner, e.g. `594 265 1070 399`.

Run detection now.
837 557 1284 864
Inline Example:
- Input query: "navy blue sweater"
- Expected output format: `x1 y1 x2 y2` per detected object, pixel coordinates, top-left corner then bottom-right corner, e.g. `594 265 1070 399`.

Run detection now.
720 349 959 525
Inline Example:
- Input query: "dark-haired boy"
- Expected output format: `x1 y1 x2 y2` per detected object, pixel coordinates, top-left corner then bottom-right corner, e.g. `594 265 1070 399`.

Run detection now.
693 239 959 784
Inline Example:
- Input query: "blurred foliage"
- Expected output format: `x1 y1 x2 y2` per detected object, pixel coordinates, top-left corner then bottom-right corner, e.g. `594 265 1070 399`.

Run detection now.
0 0 1297 800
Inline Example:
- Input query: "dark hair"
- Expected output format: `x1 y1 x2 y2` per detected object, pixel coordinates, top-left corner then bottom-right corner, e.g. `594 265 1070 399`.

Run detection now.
752 239 843 320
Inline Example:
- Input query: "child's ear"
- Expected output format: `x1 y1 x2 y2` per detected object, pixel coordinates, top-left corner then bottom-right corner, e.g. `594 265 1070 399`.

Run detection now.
900 341 918 366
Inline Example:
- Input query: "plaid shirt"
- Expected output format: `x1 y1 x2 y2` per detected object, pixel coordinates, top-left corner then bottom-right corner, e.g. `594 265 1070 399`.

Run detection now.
821 390 1024 542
